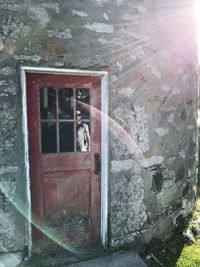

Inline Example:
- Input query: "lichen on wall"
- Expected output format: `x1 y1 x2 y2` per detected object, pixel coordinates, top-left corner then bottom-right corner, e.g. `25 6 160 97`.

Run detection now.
0 169 24 251
0 102 17 139
110 167 147 245
113 104 149 153
109 0 198 246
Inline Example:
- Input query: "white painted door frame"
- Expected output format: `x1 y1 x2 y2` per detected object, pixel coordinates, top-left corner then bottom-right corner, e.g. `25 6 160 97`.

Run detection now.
20 66 109 256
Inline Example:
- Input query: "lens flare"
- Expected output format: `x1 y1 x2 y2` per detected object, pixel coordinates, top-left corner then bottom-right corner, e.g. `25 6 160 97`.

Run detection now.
0 105 148 257
195 0 200 63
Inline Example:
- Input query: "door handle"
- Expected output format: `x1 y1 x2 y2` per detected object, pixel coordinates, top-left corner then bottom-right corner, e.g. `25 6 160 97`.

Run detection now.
94 153 100 175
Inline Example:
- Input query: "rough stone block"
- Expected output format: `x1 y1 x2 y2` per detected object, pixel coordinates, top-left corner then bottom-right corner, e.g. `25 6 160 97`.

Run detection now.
0 252 22 267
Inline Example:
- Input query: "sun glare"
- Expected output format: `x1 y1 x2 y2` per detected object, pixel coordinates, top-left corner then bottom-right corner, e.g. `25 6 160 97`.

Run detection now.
195 0 200 63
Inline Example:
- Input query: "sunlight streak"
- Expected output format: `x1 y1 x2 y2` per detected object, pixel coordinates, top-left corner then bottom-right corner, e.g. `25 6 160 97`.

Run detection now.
195 0 200 63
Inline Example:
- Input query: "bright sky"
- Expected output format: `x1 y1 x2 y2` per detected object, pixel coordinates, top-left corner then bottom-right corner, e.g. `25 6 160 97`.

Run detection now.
195 0 200 127
195 0 200 63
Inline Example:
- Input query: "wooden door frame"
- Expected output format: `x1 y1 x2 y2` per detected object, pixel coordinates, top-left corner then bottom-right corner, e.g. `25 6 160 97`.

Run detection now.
20 66 109 257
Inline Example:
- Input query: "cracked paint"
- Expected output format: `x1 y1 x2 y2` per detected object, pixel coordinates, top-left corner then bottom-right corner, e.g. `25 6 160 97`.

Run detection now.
103 13 109 20
116 62 123 71
116 0 123 6
47 29 72 39
167 114 175 124
0 103 17 140
111 172 147 244
155 127 169 136
142 156 164 168
113 105 149 153
131 107 149 152
90 0 109 6
0 67 14 76
161 85 170 92
1 17 31 40
148 66 162 79
119 87 135 97
13 55 41 63
122 13 133 21
0 39 4 51
84 22 114 33
111 159 134 173
29 6 49 27
136 5 147 13
72 10 88 17
42 2 60 13
0 166 18 175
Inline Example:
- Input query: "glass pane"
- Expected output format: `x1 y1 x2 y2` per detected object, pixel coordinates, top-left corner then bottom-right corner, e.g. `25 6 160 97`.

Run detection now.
59 88 74 119
59 122 74 152
76 122 90 152
40 87 56 119
41 122 57 153
76 88 90 119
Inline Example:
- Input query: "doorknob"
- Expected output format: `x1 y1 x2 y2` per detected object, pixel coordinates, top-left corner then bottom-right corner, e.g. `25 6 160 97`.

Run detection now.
94 153 100 175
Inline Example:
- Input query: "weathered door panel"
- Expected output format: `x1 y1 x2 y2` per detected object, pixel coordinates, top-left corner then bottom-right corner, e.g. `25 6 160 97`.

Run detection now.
27 73 101 248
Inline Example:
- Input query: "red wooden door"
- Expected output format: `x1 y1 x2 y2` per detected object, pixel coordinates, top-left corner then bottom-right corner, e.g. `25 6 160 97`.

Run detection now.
27 73 101 249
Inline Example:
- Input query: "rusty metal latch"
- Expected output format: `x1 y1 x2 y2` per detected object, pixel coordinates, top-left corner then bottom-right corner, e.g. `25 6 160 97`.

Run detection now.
94 152 100 175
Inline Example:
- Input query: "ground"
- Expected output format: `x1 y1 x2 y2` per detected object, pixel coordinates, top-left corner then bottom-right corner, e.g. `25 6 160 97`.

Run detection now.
140 198 200 267
18 199 200 267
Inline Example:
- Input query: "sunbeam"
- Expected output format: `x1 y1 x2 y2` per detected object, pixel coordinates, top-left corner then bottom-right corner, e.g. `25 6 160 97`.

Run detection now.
195 0 200 63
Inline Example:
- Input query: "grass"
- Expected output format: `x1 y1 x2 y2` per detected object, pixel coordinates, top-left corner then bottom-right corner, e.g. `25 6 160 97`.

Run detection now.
176 241 200 267
176 199 200 267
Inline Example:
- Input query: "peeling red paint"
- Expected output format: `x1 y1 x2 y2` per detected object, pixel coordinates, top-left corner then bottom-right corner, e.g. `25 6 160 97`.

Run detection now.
27 73 101 247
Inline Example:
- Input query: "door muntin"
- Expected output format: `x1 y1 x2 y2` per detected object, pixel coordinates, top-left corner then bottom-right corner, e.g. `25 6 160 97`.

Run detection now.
40 86 91 154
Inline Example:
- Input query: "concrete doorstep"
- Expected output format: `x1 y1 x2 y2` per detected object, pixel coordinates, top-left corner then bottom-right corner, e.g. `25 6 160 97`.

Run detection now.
67 251 148 267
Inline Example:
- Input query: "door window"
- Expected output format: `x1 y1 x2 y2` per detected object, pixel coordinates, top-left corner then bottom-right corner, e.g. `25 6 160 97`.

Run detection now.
40 87 91 153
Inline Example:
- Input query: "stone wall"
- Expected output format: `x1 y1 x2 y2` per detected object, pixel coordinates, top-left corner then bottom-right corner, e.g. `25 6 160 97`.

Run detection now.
0 0 198 254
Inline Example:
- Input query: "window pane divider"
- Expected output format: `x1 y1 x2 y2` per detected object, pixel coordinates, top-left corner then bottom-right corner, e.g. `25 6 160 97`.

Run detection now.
73 88 77 152
56 88 60 153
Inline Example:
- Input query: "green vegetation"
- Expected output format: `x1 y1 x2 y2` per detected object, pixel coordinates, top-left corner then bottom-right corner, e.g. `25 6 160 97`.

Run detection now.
176 241 200 267
141 199 200 267
176 199 200 267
